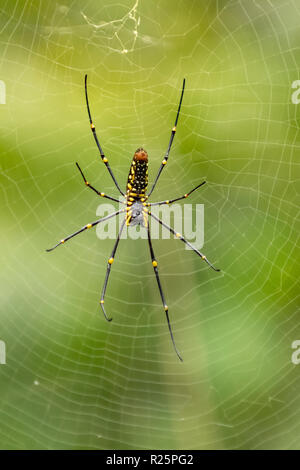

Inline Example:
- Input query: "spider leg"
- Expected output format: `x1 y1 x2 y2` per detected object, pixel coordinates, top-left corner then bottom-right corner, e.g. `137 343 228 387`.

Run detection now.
149 212 220 272
76 162 125 205
100 218 126 322
148 181 206 206
46 209 124 252
147 225 183 361
85 75 125 197
148 78 186 197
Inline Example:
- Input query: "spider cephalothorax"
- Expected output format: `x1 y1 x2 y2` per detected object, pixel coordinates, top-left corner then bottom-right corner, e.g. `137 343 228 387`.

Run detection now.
46 75 220 361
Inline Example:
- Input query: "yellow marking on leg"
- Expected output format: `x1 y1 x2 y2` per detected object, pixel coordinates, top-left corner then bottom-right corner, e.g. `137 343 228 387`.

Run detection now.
86 223 92 229
143 211 148 227
108 257 114 264
201 255 206 260
61 239 65 244
176 232 181 238
85 181 89 186
100 300 104 304
162 159 167 165
152 260 158 267
126 211 132 225
172 126 176 132
103 157 108 163
164 305 168 311
100 192 105 197
166 200 169 204
184 194 188 198
91 123 95 129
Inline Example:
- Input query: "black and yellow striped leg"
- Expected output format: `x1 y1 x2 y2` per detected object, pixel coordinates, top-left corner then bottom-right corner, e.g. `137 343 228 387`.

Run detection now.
76 162 125 205
85 75 125 197
148 78 186 197
46 209 124 252
149 212 220 272
147 225 183 361
148 181 206 206
100 218 126 322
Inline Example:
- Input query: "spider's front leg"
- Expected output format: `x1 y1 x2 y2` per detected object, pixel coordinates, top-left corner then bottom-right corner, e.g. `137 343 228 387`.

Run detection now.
149 212 220 272
99 218 126 322
147 224 183 361
46 210 124 252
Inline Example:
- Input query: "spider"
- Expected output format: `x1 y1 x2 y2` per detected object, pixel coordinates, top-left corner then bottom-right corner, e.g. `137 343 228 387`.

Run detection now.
46 75 220 361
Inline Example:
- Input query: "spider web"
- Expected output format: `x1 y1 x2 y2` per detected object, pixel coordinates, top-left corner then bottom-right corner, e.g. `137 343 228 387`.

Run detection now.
0 0 299 450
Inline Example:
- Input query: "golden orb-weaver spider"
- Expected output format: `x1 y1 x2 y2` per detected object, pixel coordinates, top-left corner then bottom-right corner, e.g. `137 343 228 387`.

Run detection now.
46 75 220 361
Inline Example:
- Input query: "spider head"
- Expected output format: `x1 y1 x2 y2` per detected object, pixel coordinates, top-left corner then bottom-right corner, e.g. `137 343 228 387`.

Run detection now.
130 201 145 226
134 148 148 161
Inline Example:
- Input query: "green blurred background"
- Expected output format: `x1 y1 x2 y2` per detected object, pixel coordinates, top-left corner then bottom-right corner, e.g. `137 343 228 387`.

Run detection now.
0 0 299 449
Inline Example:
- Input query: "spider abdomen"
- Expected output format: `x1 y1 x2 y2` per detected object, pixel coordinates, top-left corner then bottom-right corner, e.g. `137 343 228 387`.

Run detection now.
126 148 149 226
126 148 148 197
